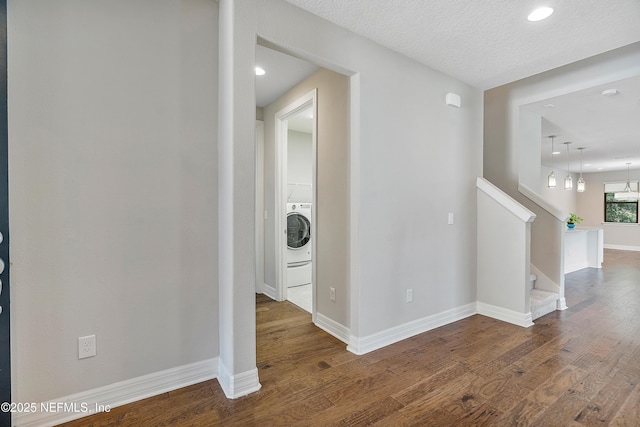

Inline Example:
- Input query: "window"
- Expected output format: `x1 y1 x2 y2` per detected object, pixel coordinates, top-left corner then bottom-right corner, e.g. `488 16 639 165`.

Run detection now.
604 181 639 223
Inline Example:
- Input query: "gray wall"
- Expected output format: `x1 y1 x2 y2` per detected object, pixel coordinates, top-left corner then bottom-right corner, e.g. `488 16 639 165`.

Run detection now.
9 0 219 402
255 0 483 338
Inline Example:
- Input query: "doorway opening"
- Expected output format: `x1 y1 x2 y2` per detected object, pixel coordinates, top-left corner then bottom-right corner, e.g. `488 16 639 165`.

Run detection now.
276 93 317 315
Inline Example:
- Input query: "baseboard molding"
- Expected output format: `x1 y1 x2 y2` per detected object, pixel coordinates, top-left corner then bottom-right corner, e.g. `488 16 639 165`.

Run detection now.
314 313 350 344
604 244 640 252
557 297 568 310
262 283 277 300
347 302 476 355
477 301 534 328
14 358 218 427
217 361 261 399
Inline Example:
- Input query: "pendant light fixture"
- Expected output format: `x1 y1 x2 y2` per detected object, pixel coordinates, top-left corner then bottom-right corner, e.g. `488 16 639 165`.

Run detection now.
614 163 640 200
563 141 572 190
547 135 557 188
576 147 586 192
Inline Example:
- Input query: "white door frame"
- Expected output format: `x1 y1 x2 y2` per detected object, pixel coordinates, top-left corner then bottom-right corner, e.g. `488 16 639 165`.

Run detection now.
274 89 317 316
255 120 265 294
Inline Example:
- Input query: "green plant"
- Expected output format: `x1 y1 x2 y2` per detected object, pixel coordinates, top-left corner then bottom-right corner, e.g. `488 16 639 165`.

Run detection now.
568 213 584 224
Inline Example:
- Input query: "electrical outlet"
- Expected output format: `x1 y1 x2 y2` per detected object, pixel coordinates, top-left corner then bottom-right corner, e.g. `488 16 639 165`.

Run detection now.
406 289 413 303
78 335 96 359
330 287 336 302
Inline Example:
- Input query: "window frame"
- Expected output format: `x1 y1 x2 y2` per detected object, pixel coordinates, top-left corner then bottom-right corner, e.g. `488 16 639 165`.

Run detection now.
603 192 639 224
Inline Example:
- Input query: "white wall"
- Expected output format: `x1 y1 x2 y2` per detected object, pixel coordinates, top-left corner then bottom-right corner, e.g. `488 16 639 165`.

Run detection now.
253 0 483 341
578 169 640 249
477 188 531 318
287 130 312 202
9 0 219 403
539 165 578 215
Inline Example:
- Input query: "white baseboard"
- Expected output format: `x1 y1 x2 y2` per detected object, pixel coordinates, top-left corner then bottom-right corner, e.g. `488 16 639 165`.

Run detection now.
217 361 261 399
314 313 350 344
346 303 476 355
557 297 568 310
262 283 277 300
477 302 534 328
604 244 640 252
14 358 218 427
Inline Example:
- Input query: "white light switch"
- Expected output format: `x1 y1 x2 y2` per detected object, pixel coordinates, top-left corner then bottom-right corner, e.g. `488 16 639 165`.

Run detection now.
448 212 454 225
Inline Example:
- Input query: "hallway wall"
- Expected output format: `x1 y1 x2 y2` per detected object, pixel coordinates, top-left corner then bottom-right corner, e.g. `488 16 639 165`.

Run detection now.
8 0 219 403
255 0 483 342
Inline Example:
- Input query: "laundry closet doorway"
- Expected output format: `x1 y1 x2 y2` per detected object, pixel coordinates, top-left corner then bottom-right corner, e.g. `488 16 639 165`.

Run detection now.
275 91 317 317
255 41 351 339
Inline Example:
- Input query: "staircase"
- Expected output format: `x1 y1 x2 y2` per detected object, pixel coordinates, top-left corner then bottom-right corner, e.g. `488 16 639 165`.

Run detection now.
529 273 558 320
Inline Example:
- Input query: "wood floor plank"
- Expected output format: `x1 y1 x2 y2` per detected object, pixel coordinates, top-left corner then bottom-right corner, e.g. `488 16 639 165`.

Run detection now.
57 249 640 426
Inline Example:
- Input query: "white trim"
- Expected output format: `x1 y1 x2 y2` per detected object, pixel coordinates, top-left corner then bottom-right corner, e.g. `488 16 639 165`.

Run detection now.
275 90 317 304
255 120 265 294
314 313 350 344
349 73 362 348
476 302 534 328
477 177 536 223
518 183 568 222
217 361 261 399
604 244 640 252
346 303 476 355
262 283 277 300
14 358 218 427
557 297 568 311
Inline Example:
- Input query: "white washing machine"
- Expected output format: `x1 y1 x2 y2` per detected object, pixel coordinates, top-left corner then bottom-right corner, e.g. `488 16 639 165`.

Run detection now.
286 203 312 287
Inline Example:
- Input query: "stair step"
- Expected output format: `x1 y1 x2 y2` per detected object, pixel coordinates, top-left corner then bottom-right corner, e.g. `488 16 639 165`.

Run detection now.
530 289 557 320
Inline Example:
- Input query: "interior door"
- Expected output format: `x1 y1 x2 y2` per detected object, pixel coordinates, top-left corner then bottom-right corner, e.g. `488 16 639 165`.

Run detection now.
0 0 10 424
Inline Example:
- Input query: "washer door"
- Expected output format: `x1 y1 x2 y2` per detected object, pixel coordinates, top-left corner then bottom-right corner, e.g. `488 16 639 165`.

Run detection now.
287 212 311 249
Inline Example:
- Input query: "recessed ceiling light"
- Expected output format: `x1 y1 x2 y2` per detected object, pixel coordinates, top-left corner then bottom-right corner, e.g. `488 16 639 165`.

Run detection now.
528 7 554 22
543 103 555 108
601 89 618 96
255 67 266 76
552 151 561 155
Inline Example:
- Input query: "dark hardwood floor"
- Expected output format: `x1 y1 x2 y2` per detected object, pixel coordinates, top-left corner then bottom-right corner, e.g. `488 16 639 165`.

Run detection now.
59 249 640 426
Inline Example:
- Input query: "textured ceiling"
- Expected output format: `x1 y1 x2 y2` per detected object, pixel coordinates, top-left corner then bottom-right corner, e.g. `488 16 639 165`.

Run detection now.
285 0 640 89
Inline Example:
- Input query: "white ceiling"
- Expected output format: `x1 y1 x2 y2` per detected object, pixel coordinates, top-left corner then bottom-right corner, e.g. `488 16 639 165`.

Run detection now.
256 1 640 173
255 44 318 107
525 75 640 173
284 0 640 90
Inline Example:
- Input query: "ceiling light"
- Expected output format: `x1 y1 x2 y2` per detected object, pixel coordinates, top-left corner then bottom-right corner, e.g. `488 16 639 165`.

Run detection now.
528 7 554 22
543 103 555 108
255 67 266 76
577 148 586 193
614 163 640 200
601 89 618 96
548 135 557 188
563 142 573 190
